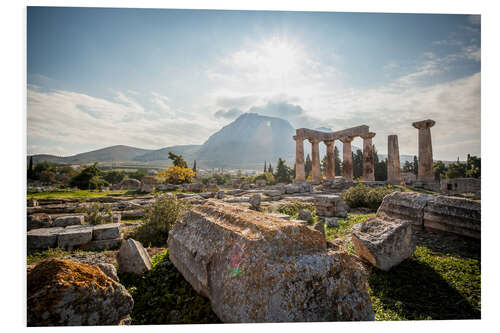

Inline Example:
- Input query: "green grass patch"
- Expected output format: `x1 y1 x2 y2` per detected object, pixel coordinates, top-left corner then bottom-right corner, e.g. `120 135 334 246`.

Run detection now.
325 213 374 242
277 201 316 224
27 248 71 265
119 250 220 324
27 189 130 199
369 246 480 320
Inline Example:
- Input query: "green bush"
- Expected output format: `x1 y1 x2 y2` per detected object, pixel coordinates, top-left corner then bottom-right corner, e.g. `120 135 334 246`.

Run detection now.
119 250 220 324
277 201 316 220
342 184 396 210
132 194 190 247
76 202 113 225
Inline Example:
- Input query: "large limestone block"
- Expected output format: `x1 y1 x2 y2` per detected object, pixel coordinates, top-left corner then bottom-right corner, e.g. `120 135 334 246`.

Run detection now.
117 238 152 275
423 195 481 239
352 218 415 271
28 227 64 250
376 191 433 227
57 226 93 249
27 259 133 326
168 201 374 322
92 223 121 240
53 215 84 228
27 213 52 231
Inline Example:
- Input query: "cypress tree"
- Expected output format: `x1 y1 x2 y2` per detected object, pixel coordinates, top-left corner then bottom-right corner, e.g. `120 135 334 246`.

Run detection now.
334 146 341 176
264 161 267 173
192 160 197 173
305 154 312 178
28 156 34 179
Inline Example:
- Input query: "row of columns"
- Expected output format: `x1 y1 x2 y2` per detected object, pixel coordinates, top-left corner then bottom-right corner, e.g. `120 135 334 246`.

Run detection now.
294 132 376 183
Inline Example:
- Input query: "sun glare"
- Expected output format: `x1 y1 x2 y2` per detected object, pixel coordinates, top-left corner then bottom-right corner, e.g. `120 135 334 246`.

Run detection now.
259 37 302 76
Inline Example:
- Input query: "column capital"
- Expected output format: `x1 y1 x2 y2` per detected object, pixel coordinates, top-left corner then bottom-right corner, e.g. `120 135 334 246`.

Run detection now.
412 119 435 129
323 139 335 146
308 137 320 144
360 132 376 140
340 136 354 144
293 135 305 142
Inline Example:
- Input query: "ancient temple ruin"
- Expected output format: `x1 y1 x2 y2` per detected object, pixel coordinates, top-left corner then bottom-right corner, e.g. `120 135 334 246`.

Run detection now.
293 125 376 183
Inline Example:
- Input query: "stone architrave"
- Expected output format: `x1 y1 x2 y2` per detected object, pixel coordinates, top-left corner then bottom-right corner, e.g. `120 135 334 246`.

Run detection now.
361 133 376 181
412 119 436 183
293 136 305 183
309 138 321 183
340 136 354 181
387 135 403 185
324 140 335 180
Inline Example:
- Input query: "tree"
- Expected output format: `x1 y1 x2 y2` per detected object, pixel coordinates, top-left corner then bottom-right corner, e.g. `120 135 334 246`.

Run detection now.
192 160 197 173
128 169 147 181
373 146 387 181
70 163 102 189
168 152 187 168
353 149 363 179
466 154 481 178
102 170 126 185
445 161 467 179
402 160 413 173
334 146 341 176
39 170 56 183
434 161 447 181
264 161 267 173
305 154 312 178
27 156 34 180
157 166 195 184
267 163 273 174
412 156 418 176
33 161 54 180
275 158 292 183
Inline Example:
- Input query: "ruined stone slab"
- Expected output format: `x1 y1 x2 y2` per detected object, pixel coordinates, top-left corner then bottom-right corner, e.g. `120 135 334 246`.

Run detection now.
267 213 291 221
117 238 152 275
92 223 121 240
285 184 300 194
53 215 85 228
27 227 64 250
315 195 347 217
86 238 123 251
376 191 433 228
168 201 374 322
57 226 93 249
423 195 481 239
352 218 415 271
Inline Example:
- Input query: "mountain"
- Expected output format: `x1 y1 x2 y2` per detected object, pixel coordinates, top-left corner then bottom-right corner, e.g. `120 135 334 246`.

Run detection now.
133 145 201 164
29 145 154 164
196 113 296 169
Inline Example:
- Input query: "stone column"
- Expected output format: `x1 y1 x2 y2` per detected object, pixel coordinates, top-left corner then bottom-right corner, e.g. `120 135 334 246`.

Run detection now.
361 132 376 181
412 119 436 183
340 136 354 181
324 140 335 180
294 135 305 183
309 138 321 183
387 135 402 185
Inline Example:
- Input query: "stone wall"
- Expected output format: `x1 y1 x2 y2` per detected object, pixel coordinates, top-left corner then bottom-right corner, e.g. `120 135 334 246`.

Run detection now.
440 178 480 196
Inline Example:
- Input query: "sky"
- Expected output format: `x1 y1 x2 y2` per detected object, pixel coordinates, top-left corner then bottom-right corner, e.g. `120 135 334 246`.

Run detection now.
27 7 481 160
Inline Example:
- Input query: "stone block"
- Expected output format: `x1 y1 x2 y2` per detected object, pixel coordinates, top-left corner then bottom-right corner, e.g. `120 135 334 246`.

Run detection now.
53 215 85 228
27 213 52 231
27 227 64 250
423 195 481 239
267 213 291 221
168 201 374 322
92 223 121 240
87 238 123 251
117 238 152 275
57 226 93 249
352 218 415 271
376 191 433 227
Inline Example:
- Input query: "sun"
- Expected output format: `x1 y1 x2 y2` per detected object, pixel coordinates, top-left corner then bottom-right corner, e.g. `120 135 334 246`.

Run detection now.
259 37 302 77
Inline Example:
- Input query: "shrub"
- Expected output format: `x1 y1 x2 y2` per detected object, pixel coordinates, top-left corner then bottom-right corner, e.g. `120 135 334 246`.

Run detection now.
254 172 275 185
342 184 396 210
77 202 113 225
277 201 316 219
132 194 190 247
89 176 110 190
70 163 101 189
119 250 220 324
157 166 195 185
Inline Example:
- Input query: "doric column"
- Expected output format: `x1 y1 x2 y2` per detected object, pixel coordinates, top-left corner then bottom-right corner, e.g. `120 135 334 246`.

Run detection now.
412 119 436 183
324 140 335 180
387 135 402 185
309 138 321 183
361 132 376 181
340 136 354 181
293 135 305 183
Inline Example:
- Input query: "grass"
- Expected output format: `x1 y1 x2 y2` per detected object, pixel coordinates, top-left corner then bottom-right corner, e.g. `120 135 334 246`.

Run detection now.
26 248 110 265
369 246 480 320
27 189 131 199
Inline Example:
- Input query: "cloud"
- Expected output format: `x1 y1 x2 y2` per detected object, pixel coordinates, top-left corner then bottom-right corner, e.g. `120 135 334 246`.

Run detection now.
27 88 220 156
468 15 481 25
214 108 243 119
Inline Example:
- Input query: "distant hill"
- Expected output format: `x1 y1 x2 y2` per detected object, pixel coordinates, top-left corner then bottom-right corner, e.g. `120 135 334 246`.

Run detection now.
133 145 201 165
